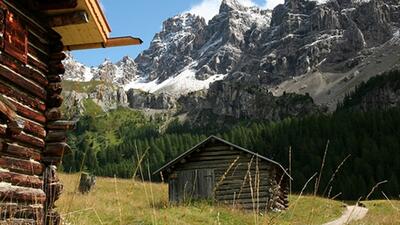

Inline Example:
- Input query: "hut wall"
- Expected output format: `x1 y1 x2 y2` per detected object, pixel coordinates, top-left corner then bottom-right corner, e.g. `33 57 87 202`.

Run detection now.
0 1 67 224
168 142 289 211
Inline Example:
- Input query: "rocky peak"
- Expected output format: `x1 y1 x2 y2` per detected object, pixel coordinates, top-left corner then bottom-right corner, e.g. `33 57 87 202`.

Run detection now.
219 0 247 13
93 59 118 83
162 13 206 33
62 52 93 81
135 13 206 82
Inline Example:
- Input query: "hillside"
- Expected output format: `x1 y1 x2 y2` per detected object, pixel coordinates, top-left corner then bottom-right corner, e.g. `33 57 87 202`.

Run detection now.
62 0 400 120
57 173 400 225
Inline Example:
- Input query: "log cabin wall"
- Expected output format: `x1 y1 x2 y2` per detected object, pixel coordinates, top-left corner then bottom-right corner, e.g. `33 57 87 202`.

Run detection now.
167 141 289 211
0 1 70 224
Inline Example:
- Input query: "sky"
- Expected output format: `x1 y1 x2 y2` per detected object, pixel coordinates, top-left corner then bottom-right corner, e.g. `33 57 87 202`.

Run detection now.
72 0 283 67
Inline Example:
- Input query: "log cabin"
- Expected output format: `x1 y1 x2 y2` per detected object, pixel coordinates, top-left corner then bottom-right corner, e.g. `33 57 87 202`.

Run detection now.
154 136 291 212
0 0 142 224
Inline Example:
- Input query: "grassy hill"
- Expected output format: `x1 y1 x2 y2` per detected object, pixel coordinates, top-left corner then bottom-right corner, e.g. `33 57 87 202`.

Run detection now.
57 173 400 225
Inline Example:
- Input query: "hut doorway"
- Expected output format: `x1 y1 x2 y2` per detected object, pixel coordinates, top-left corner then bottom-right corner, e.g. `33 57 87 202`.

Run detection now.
169 169 215 203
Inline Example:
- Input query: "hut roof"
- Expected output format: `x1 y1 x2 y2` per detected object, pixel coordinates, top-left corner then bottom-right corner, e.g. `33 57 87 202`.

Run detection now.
23 0 142 50
154 135 291 179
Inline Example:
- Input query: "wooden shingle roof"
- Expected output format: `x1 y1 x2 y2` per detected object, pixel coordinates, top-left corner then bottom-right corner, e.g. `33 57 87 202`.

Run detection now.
154 135 292 179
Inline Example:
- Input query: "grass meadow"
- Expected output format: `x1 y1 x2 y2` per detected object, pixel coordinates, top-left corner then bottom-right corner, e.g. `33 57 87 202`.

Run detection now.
57 173 400 225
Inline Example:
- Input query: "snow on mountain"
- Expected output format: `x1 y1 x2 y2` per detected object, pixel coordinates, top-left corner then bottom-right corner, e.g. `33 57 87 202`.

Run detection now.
62 52 93 82
63 0 400 111
125 62 227 96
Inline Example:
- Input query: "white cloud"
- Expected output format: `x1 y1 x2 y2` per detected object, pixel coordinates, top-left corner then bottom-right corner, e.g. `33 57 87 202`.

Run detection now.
188 0 284 22
263 0 284 9
188 0 222 22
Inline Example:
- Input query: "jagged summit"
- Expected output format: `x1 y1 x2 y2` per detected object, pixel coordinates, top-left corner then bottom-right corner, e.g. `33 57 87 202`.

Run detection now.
64 0 400 108
220 0 247 12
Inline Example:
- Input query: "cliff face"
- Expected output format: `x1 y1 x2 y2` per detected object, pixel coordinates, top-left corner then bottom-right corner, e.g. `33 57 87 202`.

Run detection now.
62 0 400 121
62 84 128 119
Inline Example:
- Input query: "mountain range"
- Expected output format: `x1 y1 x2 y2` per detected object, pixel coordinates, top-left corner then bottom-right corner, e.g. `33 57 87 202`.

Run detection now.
62 0 400 121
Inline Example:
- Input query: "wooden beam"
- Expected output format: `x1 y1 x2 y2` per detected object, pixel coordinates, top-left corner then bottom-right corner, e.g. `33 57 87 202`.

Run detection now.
47 120 76 130
0 156 43 176
64 36 143 51
0 184 46 204
46 130 67 142
44 142 70 156
0 172 43 189
0 142 41 162
49 11 89 27
29 0 78 11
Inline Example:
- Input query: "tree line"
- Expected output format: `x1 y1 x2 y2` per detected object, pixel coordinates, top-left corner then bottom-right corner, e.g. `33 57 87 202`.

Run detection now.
62 70 400 200
62 107 400 200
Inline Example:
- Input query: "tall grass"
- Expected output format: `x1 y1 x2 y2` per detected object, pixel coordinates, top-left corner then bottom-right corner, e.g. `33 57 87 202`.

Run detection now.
52 142 399 225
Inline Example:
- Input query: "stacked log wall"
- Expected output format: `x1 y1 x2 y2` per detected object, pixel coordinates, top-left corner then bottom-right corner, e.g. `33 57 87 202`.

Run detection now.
0 1 72 224
168 142 289 211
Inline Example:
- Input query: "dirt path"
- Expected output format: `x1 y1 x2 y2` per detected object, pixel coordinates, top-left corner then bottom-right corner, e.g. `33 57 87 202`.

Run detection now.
323 205 368 225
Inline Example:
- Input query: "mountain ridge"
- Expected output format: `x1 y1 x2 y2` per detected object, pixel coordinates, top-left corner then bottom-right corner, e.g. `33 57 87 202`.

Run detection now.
62 0 400 119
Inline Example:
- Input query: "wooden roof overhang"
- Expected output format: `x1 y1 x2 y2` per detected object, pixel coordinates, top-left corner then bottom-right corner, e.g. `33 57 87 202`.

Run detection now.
154 135 292 179
31 0 143 50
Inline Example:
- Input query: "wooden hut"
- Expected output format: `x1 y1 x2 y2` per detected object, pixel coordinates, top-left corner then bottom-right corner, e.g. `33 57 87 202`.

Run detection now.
154 136 291 211
0 0 141 224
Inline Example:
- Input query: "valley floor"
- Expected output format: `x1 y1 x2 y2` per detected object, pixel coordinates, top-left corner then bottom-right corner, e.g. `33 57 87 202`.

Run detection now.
58 173 400 225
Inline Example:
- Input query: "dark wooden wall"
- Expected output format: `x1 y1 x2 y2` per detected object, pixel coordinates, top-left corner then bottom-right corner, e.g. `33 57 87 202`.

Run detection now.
167 141 289 211
0 1 70 224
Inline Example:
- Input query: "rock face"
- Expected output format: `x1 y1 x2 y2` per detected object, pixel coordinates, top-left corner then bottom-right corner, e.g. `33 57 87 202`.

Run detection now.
63 54 139 86
178 72 323 124
126 90 176 110
63 0 400 120
63 85 128 118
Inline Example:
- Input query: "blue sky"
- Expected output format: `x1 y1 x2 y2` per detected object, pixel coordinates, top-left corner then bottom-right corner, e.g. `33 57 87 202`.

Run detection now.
72 0 281 66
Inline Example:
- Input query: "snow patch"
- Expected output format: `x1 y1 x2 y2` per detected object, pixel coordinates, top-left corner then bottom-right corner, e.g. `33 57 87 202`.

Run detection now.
125 67 227 96
389 29 400 45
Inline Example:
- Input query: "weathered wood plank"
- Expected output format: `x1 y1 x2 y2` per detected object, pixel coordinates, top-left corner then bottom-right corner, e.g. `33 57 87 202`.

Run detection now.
6 98 46 124
28 31 49 52
0 65 46 100
49 52 66 61
46 94 63 108
46 83 62 95
0 172 43 189
0 81 46 112
0 156 43 176
29 0 78 11
0 203 42 221
28 45 48 63
44 142 70 157
217 197 270 204
0 184 46 204
215 192 270 201
49 11 89 27
45 108 62 121
0 54 48 87
179 162 270 171
41 156 63 165
28 55 48 73
47 121 75 130
187 155 243 161
203 146 231 151
20 117 46 139
45 130 66 142
194 150 244 157
0 142 41 162
11 131 45 149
